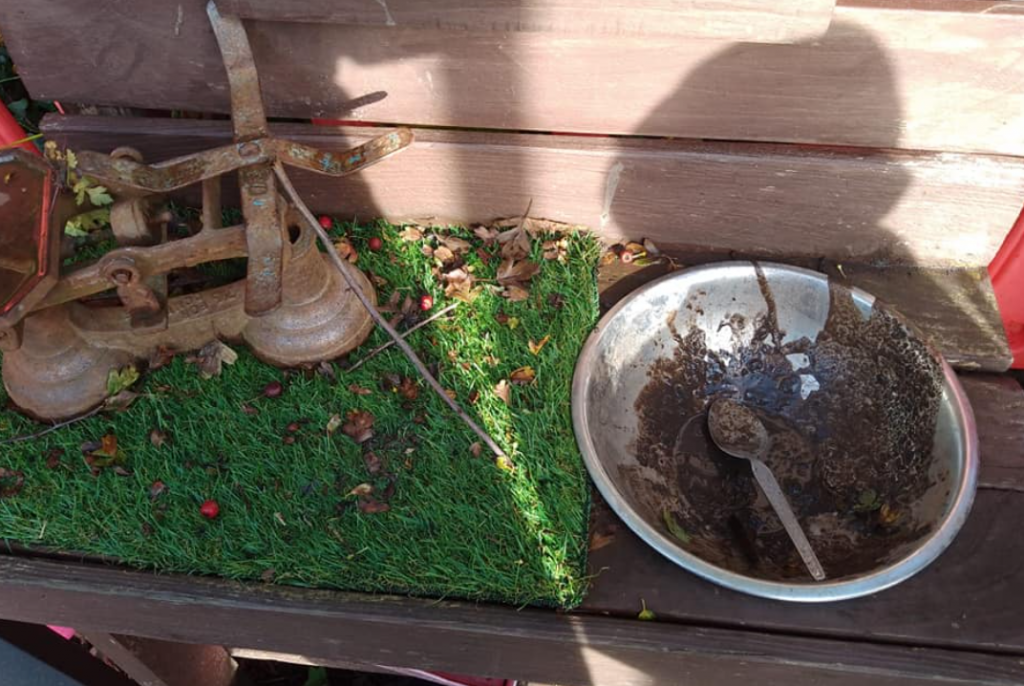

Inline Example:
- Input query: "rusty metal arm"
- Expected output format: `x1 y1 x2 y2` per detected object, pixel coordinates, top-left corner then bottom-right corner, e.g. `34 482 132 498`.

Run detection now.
275 129 414 177
207 0 268 141
38 225 249 308
76 140 273 194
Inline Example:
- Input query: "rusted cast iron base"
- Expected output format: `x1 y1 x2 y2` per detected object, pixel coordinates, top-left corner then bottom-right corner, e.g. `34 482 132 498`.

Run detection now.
2 222 374 420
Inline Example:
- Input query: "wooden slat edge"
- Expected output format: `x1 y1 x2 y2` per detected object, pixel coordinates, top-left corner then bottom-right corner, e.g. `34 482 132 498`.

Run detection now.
0 555 1020 685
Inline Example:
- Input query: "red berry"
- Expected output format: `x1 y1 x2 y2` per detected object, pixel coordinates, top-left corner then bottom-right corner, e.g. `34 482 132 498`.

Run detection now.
368 236 383 251
419 295 434 311
318 215 333 229
262 381 284 398
200 499 220 519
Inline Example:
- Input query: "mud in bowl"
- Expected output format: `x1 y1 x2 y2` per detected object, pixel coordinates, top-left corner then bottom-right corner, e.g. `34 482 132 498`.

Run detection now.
572 262 978 602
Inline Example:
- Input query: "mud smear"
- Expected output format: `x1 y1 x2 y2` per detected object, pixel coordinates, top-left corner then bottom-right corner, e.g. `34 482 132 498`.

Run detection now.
630 270 943 581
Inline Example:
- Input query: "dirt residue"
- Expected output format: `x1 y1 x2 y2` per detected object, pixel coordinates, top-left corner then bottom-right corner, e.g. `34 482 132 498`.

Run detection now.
630 270 943 581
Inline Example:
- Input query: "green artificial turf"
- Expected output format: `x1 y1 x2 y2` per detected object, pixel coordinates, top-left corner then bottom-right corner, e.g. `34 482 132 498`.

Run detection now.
0 221 600 607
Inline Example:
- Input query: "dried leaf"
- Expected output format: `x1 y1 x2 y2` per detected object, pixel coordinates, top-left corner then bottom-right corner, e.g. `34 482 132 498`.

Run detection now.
469 442 483 458
149 480 167 500
342 410 375 443
547 292 566 310
483 355 501 367
510 366 536 385
363 451 382 474
358 496 390 514
505 316 520 330
0 468 25 498
398 226 423 241
348 383 373 396
498 225 531 261
349 483 374 496
528 335 551 355
542 238 568 262
494 379 511 405
397 377 420 401
589 531 616 552
316 360 337 384
261 568 276 583
111 465 133 477
496 258 541 286
433 245 455 264
44 448 64 470
241 403 259 416
502 284 530 302
103 389 139 412
149 428 170 448
106 365 139 397
148 345 176 371
444 388 457 400
326 413 343 435
474 226 500 246
440 235 472 253
468 390 480 404
189 340 238 379
100 433 118 456
420 244 435 258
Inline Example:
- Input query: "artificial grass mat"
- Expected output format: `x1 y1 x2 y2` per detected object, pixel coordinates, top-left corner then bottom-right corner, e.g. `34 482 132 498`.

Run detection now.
0 222 600 607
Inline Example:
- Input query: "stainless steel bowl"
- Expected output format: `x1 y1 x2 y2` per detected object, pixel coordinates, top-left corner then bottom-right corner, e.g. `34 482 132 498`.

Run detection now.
572 262 978 602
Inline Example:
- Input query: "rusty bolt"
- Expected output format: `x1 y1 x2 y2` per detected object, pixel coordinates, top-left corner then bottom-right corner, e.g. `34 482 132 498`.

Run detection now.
237 141 261 158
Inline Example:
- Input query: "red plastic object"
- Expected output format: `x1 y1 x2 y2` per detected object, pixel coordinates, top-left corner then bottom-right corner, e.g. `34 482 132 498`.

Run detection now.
990 204 1024 368
0 100 39 154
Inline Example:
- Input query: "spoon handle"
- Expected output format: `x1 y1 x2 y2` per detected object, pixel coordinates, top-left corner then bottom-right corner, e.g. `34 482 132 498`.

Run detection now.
749 459 827 581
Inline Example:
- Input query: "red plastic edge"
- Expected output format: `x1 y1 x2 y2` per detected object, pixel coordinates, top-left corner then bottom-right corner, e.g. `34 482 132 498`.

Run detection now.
989 203 1024 369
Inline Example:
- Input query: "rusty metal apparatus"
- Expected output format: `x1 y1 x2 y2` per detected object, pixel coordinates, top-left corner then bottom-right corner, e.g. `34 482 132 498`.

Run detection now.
0 2 412 421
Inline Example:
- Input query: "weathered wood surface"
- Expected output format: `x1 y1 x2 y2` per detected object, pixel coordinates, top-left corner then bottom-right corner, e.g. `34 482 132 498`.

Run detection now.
42 116 1024 271
583 370 1024 653
5 1 1024 155
222 0 837 42
80 633 239 686
0 556 1021 686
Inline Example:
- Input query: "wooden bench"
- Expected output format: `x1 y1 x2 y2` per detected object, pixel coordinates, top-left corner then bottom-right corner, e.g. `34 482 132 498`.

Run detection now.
1 1 1023 683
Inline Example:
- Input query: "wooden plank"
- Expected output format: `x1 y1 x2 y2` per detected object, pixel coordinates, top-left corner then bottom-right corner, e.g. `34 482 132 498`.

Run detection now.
582 374 1024 653
220 0 836 43
5 1 1024 154
42 116 1024 270
0 557 1019 686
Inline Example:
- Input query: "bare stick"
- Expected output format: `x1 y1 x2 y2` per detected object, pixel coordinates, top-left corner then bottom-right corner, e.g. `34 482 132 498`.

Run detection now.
273 162 507 458
0 405 103 446
347 303 458 373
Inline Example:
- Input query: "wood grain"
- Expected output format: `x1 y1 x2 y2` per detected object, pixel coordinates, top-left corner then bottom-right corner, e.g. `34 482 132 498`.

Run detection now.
0 555 1020 686
220 0 836 43
583 375 1024 653
5 1 1024 154
42 116 1024 270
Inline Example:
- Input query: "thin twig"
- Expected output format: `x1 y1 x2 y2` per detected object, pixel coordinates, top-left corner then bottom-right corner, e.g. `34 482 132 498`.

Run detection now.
347 302 458 373
273 162 507 459
0 405 103 446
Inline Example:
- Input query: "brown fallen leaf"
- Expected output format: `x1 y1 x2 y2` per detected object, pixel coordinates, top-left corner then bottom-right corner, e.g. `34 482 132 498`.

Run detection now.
241 403 260 416
378 289 403 314
111 465 133 477
510 366 536 385
326 413 343 435
342 410 375 443
349 483 374 496
468 389 480 404
494 379 511 405
440 235 472 253
474 226 500 246
547 292 566 310
187 340 238 379
149 480 167 500
148 345 177 371
149 428 170 448
502 285 530 302
421 244 435 258
444 389 457 400
483 355 501 367
469 442 483 458
44 447 64 470
316 361 337 384
433 245 456 264
528 335 551 355
0 468 25 497
589 531 617 552
363 451 382 474
498 224 531 260
542 238 568 262
348 383 373 396
357 496 390 514
104 389 140 413
398 226 423 242
496 258 541 286
398 377 420 401
334 239 358 263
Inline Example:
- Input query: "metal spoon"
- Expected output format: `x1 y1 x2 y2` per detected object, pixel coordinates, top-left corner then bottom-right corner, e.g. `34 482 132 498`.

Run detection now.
707 398 827 581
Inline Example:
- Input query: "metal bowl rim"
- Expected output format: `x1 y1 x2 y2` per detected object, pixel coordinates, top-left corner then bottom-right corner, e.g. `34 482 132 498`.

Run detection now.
572 261 979 602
